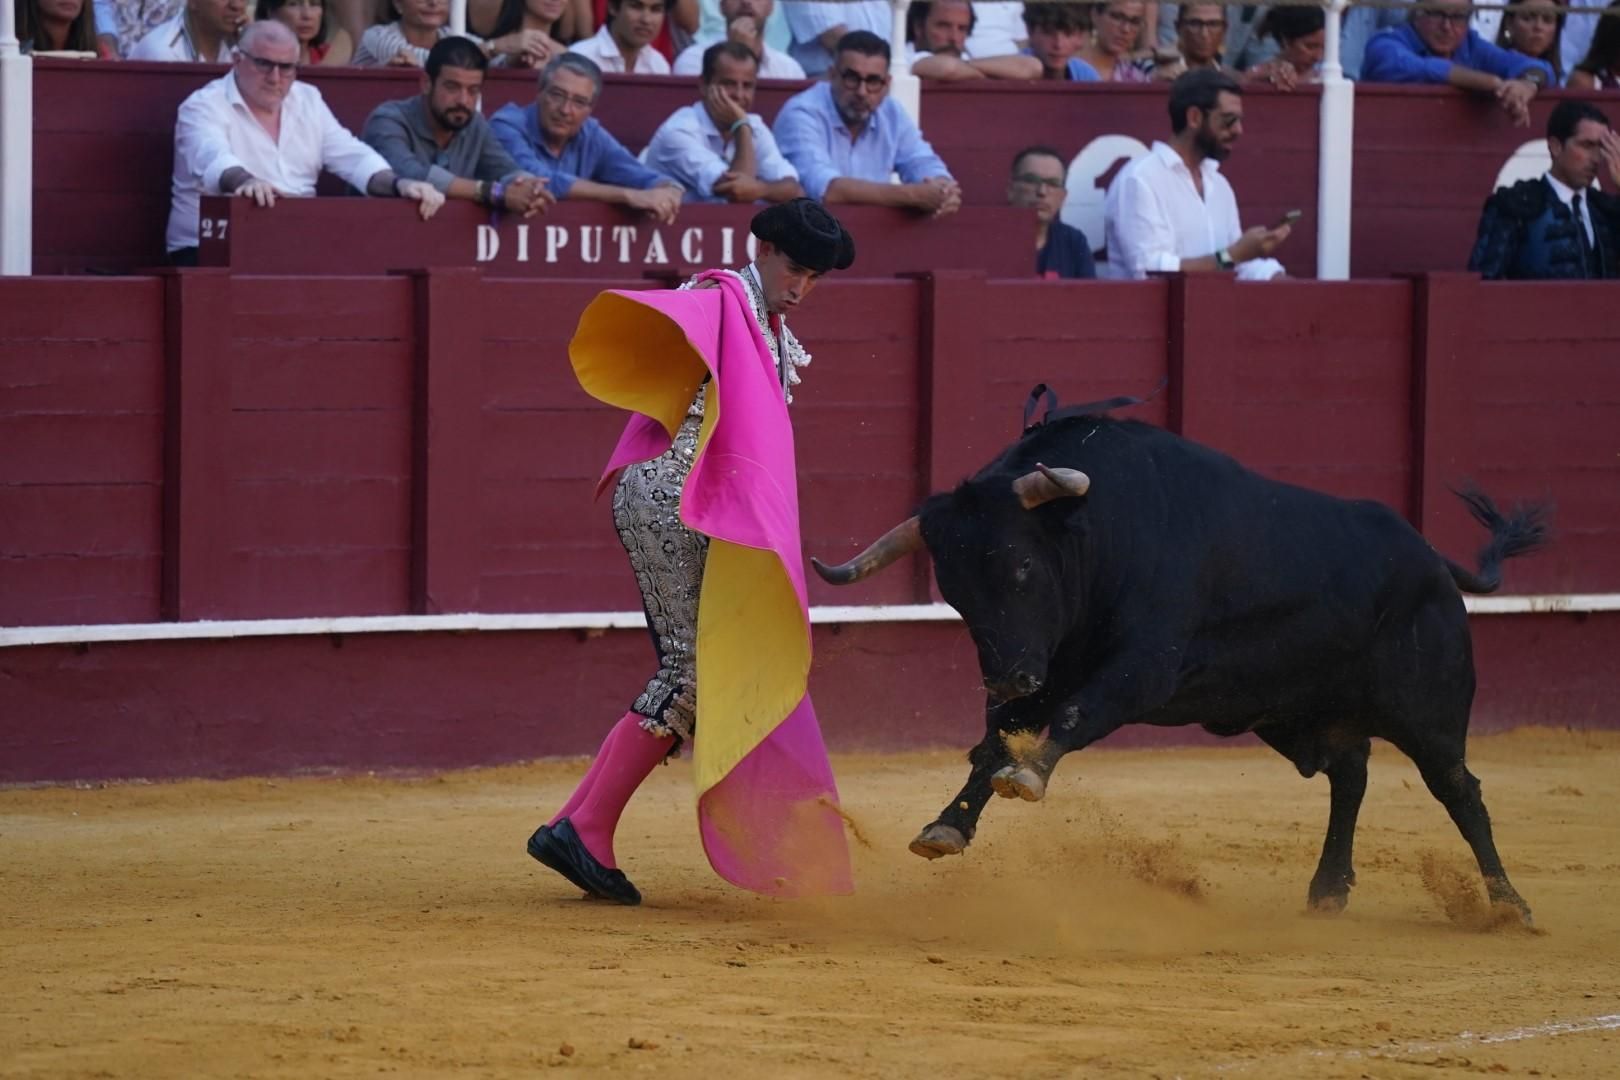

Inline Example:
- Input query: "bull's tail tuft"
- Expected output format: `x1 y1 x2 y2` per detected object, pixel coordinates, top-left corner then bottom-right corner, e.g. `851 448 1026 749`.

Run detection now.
1444 485 1551 594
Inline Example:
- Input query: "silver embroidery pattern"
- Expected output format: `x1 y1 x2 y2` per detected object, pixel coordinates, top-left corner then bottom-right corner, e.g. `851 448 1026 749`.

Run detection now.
612 266 805 741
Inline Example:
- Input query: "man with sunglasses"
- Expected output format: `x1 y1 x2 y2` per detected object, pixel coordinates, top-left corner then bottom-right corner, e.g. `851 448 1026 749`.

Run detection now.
1363 1 1552 127
491 53 684 224
1007 146 1094 279
165 20 444 265
773 30 960 215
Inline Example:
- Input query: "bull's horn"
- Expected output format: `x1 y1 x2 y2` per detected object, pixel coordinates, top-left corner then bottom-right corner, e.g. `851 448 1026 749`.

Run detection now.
1013 463 1091 509
811 516 924 585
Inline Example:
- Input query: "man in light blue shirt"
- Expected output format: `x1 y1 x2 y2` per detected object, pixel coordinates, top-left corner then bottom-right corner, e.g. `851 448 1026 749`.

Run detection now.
644 42 805 203
490 53 684 223
1363 3 1553 126
773 30 961 214
780 0 892 75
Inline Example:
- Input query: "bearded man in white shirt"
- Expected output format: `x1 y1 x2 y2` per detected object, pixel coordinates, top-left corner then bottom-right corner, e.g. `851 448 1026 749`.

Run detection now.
1104 68 1291 281
166 20 444 263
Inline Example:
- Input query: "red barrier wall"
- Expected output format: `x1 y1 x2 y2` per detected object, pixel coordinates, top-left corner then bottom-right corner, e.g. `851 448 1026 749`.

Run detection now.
30 60 1615 278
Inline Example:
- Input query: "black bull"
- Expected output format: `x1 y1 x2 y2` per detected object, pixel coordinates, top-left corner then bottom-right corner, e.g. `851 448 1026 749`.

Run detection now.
813 404 1548 921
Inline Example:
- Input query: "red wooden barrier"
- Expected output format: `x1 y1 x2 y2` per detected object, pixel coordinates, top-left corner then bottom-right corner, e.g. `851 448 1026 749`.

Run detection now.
30 60 1616 278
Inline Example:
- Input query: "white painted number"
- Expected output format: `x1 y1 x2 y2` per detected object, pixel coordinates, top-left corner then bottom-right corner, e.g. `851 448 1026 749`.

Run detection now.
200 218 229 241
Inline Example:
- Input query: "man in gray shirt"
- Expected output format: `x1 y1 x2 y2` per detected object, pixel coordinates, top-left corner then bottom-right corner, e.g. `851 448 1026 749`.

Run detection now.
362 36 554 217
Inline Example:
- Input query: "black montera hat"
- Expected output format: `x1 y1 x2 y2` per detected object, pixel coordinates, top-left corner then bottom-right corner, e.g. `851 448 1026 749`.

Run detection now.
749 198 856 273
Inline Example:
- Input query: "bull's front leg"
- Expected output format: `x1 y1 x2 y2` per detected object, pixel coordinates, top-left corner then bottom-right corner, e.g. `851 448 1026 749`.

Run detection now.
911 701 1038 859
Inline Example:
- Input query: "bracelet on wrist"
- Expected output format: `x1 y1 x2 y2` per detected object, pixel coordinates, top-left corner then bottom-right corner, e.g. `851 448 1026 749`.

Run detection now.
728 117 748 136
490 180 507 207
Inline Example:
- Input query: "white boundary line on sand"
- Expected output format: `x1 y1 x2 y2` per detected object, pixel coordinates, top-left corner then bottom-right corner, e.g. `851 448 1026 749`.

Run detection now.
1216 1012 1620 1073
1 595 1617 650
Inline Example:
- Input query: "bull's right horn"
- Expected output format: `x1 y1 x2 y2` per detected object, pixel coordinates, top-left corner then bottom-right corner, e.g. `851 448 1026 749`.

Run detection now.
811 516 924 585
1012 462 1091 509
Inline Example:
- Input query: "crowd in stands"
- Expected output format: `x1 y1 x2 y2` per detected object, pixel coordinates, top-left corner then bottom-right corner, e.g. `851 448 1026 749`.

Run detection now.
14 0 1620 280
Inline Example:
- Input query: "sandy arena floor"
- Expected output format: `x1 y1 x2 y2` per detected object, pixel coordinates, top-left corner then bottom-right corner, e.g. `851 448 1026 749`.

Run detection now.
3 728 1618 1079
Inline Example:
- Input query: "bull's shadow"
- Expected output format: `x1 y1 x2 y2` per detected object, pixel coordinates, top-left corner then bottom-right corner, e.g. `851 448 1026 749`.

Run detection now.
813 395 1548 924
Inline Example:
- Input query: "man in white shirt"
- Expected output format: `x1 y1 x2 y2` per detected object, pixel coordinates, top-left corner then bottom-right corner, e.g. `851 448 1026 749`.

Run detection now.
166 20 443 262
673 0 805 79
779 0 890 75
962 0 1025 57
904 0 1040 80
644 41 803 203
1104 69 1290 281
568 0 673 74
129 0 246 62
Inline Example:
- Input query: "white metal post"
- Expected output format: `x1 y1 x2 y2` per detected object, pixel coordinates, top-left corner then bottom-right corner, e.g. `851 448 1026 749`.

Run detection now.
889 0 920 123
450 0 467 35
0 0 35 276
1316 0 1353 280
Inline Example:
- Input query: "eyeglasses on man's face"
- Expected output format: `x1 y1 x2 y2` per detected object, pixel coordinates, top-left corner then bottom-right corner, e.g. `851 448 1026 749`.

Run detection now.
1013 173 1065 191
837 68 889 92
1103 9 1145 29
242 51 298 78
542 86 595 112
1181 18 1227 32
1417 9 1472 26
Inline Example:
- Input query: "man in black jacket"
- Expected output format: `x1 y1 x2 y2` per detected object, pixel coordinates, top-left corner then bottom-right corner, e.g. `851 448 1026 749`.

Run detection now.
1468 101 1620 280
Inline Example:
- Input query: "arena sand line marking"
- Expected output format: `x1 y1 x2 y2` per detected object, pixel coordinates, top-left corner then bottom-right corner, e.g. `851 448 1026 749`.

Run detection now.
1212 1012 1620 1072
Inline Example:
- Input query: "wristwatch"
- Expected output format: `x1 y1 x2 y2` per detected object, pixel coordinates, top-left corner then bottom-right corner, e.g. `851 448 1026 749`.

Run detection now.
1520 68 1547 87
1215 247 1235 271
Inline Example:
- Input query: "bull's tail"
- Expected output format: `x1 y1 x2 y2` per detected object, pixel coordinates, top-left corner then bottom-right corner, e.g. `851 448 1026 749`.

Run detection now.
1443 486 1550 595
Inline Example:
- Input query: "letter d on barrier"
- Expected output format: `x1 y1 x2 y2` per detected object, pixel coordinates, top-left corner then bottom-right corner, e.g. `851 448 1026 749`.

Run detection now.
476 224 500 262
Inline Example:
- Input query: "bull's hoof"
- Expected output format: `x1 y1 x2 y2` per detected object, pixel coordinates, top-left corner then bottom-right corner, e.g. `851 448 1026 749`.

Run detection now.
991 765 1046 802
1307 891 1349 915
909 823 968 860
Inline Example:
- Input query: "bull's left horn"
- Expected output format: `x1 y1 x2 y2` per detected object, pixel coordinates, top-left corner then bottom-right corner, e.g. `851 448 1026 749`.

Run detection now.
811 516 924 585
1012 463 1091 509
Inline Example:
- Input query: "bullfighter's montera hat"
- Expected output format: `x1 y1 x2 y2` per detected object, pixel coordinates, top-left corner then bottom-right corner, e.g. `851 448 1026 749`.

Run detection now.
750 198 856 274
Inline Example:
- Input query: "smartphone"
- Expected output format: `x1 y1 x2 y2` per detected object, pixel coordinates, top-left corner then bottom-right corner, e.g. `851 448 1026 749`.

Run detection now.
1275 209 1303 228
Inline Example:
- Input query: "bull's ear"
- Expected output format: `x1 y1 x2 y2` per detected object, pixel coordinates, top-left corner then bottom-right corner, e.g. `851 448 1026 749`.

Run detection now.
1012 463 1091 510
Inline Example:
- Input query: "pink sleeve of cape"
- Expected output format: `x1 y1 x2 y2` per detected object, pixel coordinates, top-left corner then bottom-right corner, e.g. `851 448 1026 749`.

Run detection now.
580 272 854 898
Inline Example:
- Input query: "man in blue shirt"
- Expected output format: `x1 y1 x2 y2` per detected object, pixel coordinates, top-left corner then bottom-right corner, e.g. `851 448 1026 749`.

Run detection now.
1362 3 1553 126
773 30 961 215
490 54 684 223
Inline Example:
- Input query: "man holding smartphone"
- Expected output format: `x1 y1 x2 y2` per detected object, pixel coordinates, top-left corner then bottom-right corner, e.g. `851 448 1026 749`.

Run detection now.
1104 69 1292 280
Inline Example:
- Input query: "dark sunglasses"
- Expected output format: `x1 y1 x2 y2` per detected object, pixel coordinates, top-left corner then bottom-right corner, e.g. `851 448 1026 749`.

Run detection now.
837 68 888 92
242 51 298 77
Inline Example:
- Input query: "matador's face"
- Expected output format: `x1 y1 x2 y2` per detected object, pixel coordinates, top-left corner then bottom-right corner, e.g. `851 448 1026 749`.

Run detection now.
754 242 823 315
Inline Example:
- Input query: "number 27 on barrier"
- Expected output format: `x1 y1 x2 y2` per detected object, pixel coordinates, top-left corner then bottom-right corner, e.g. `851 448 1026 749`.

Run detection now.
200 219 230 241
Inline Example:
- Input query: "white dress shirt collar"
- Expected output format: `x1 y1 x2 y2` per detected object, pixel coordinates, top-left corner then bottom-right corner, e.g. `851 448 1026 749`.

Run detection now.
1544 171 1596 244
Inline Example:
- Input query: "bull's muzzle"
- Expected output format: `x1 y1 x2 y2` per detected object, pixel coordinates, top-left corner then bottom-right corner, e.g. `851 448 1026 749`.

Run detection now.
985 671 1044 702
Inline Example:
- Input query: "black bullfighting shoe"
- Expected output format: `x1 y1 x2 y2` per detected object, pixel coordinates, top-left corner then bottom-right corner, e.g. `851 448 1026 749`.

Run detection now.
526 818 642 906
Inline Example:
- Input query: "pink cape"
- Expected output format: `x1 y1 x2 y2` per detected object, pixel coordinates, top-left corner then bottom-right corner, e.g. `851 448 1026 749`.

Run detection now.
577 272 853 898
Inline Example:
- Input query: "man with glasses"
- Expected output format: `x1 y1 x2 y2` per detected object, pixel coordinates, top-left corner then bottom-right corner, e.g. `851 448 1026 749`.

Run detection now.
1363 1 1552 126
363 36 555 219
165 20 444 265
773 30 960 214
1007 146 1095 279
1152 2 1234 80
129 0 247 61
1104 69 1290 280
491 54 684 223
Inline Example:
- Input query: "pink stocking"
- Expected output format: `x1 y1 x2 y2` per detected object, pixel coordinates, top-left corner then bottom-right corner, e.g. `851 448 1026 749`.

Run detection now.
557 712 674 869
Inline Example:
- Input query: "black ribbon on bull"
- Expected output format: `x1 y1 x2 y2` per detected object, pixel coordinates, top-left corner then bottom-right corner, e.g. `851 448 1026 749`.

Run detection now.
1021 381 1167 433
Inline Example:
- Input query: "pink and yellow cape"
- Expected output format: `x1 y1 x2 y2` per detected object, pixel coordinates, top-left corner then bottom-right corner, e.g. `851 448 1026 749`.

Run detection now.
569 272 854 898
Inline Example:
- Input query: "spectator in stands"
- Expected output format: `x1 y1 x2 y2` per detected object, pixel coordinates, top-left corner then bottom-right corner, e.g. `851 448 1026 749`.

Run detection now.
483 0 570 67
1244 2 1325 89
1469 102 1620 278
1337 1 1414 81
566 0 672 72
963 0 1027 58
353 0 456 65
644 41 803 202
773 30 961 214
1022 0 1098 80
904 0 1041 79
1560 0 1612 82
166 21 443 264
673 0 804 78
1362 1 1552 126
1104 69 1290 280
129 0 244 60
1076 0 1154 82
1007 145 1094 279
96 0 180 56
689 0 795 60
1496 0 1564 83
1152 3 1233 80
256 0 353 65
491 53 685 222
779 0 889 76
363 37 556 216
17 0 110 54
1568 0 1620 88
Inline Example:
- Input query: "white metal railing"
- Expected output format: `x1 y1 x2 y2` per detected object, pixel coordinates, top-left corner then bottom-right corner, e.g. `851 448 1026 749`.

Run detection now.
0 0 34 276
